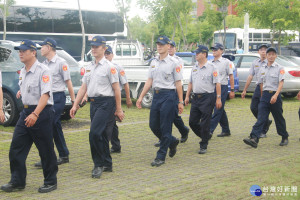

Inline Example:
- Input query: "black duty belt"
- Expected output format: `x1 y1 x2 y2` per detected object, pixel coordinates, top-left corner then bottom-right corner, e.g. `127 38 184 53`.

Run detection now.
154 89 175 94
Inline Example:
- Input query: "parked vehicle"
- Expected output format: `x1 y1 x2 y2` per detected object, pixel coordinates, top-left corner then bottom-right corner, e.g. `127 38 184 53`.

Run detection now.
233 53 300 98
0 40 81 126
285 56 300 66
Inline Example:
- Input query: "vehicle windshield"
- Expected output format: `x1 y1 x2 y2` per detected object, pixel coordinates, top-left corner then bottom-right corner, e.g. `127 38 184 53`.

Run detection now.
214 33 236 49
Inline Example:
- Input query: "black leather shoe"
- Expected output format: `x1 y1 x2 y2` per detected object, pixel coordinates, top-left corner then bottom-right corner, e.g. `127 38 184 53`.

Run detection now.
92 167 103 178
34 161 42 168
38 184 57 193
1 182 25 192
110 148 121 153
169 139 179 158
243 138 258 148
151 159 165 167
217 132 231 137
103 166 113 172
57 157 69 165
180 127 189 143
260 133 267 138
279 138 288 146
154 141 160 147
198 148 207 154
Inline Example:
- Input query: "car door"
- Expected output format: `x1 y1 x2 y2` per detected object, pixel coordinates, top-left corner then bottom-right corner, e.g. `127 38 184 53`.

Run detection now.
237 55 259 92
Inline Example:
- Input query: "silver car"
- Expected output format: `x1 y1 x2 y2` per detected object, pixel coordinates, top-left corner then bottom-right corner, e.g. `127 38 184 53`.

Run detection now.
234 53 300 98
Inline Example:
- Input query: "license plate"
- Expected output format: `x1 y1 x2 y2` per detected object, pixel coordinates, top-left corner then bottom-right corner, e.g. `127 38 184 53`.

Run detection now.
66 96 71 104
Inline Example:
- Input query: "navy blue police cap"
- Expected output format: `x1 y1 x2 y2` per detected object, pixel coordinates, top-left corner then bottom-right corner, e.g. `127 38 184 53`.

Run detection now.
258 44 268 50
156 36 170 45
210 43 224 50
14 39 37 51
90 36 106 46
38 37 57 48
105 45 113 54
192 45 209 54
169 40 176 47
266 47 277 54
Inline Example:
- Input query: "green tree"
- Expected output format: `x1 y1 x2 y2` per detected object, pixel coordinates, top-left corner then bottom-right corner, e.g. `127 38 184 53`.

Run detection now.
236 0 300 54
0 0 15 40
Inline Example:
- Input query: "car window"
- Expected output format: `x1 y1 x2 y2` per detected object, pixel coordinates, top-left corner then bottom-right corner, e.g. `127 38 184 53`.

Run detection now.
240 56 257 68
233 55 241 66
276 56 298 67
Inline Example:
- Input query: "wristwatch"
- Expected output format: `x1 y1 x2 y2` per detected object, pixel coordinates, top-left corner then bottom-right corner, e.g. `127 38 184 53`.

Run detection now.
217 95 221 98
178 101 184 105
230 88 234 92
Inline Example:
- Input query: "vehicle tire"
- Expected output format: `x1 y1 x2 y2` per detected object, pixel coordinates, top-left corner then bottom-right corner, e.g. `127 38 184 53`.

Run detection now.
61 108 72 121
139 89 154 109
2 92 19 126
282 92 297 98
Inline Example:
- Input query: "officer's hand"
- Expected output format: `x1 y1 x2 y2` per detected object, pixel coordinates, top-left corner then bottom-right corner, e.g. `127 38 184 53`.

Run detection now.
184 97 189 106
136 98 142 109
70 106 78 118
241 91 246 99
229 91 235 99
0 110 5 123
126 98 133 108
178 103 184 114
115 109 124 122
216 99 222 109
297 91 300 100
24 113 37 127
16 90 21 99
270 95 277 104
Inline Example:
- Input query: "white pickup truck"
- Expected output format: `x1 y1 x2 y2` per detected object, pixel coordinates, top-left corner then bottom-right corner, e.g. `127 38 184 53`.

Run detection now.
79 39 195 108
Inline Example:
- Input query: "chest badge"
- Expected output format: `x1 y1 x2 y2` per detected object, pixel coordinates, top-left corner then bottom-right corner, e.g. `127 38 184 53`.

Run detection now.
193 69 197 72
19 77 22 80
151 65 156 68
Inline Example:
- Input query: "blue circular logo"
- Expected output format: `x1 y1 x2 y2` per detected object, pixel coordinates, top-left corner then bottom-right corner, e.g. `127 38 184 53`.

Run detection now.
250 185 262 196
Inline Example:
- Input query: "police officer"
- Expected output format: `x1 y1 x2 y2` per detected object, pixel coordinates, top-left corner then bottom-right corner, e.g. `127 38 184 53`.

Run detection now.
241 44 272 138
0 70 5 123
1 40 58 193
34 38 75 168
104 45 132 154
70 36 124 178
136 36 183 167
243 47 289 148
185 45 222 154
154 40 189 147
210 43 235 137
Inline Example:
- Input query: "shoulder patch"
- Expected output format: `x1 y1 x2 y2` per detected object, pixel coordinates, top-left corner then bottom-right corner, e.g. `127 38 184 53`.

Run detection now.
43 75 49 83
120 70 125 76
111 67 116 74
176 66 181 73
62 65 68 71
213 71 218 77
280 69 285 74
229 63 233 69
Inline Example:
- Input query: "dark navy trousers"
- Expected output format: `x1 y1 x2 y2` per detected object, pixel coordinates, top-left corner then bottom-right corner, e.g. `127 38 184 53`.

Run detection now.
174 96 188 137
250 85 270 134
109 122 121 151
53 92 69 157
150 90 177 161
89 97 115 168
189 93 215 149
210 85 230 134
250 91 289 140
9 106 57 186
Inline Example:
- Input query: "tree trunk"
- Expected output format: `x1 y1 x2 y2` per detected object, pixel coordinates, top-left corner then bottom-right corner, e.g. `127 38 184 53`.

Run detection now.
121 0 131 39
78 0 85 61
175 13 187 50
278 29 282 55
172 21 176 40
223 18 226 48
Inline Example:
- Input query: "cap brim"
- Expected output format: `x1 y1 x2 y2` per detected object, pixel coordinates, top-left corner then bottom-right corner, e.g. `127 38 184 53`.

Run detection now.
259 45 268 49
14 46 30 50
90 42 103 46
156 41 167 45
